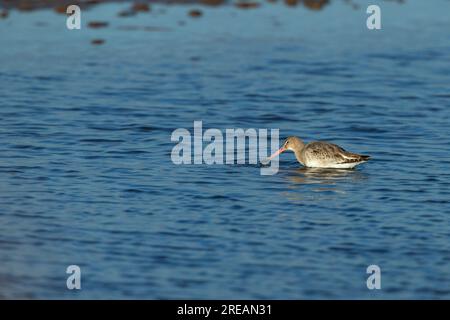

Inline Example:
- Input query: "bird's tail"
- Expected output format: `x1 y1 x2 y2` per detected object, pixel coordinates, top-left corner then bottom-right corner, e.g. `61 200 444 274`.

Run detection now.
342 153 371 163
356 154 370 161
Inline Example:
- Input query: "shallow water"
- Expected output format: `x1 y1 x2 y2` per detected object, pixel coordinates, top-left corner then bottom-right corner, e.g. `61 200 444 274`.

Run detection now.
0 1 450 299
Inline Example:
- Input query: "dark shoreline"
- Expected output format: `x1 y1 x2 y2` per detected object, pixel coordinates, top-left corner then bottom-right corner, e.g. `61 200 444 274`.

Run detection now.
0 0 333 13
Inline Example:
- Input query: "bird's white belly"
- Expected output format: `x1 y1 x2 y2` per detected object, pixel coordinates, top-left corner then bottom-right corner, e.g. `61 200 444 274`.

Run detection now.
304 159 364 169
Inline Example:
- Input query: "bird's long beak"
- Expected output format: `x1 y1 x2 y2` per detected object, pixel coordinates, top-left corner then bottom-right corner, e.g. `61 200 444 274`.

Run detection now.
265 146 286 162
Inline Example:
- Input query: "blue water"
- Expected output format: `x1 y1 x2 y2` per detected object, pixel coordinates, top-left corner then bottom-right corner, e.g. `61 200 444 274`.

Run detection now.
1 0 449 299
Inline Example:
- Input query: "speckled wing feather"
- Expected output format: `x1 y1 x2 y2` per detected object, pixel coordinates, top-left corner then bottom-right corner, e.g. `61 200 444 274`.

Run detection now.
303 141 369 165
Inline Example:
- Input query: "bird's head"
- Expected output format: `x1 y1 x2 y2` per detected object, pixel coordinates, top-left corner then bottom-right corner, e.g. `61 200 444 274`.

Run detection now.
265 136 305 162
281 136 305 152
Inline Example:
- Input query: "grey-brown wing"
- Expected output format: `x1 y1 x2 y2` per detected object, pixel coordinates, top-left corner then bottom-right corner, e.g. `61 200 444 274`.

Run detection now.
304 141 369 164
303 141 349 163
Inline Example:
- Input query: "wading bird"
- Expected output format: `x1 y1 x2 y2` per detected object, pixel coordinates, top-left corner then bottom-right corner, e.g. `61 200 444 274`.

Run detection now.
266 136 370 169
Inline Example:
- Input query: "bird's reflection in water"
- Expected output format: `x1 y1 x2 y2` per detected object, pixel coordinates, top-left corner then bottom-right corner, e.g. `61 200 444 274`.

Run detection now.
280 167 368 202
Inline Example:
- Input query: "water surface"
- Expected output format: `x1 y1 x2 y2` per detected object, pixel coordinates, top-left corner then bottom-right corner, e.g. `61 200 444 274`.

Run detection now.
0 0 449 299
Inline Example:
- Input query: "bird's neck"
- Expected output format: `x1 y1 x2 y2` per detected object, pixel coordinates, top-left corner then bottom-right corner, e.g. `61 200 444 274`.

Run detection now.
293 147 305 165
